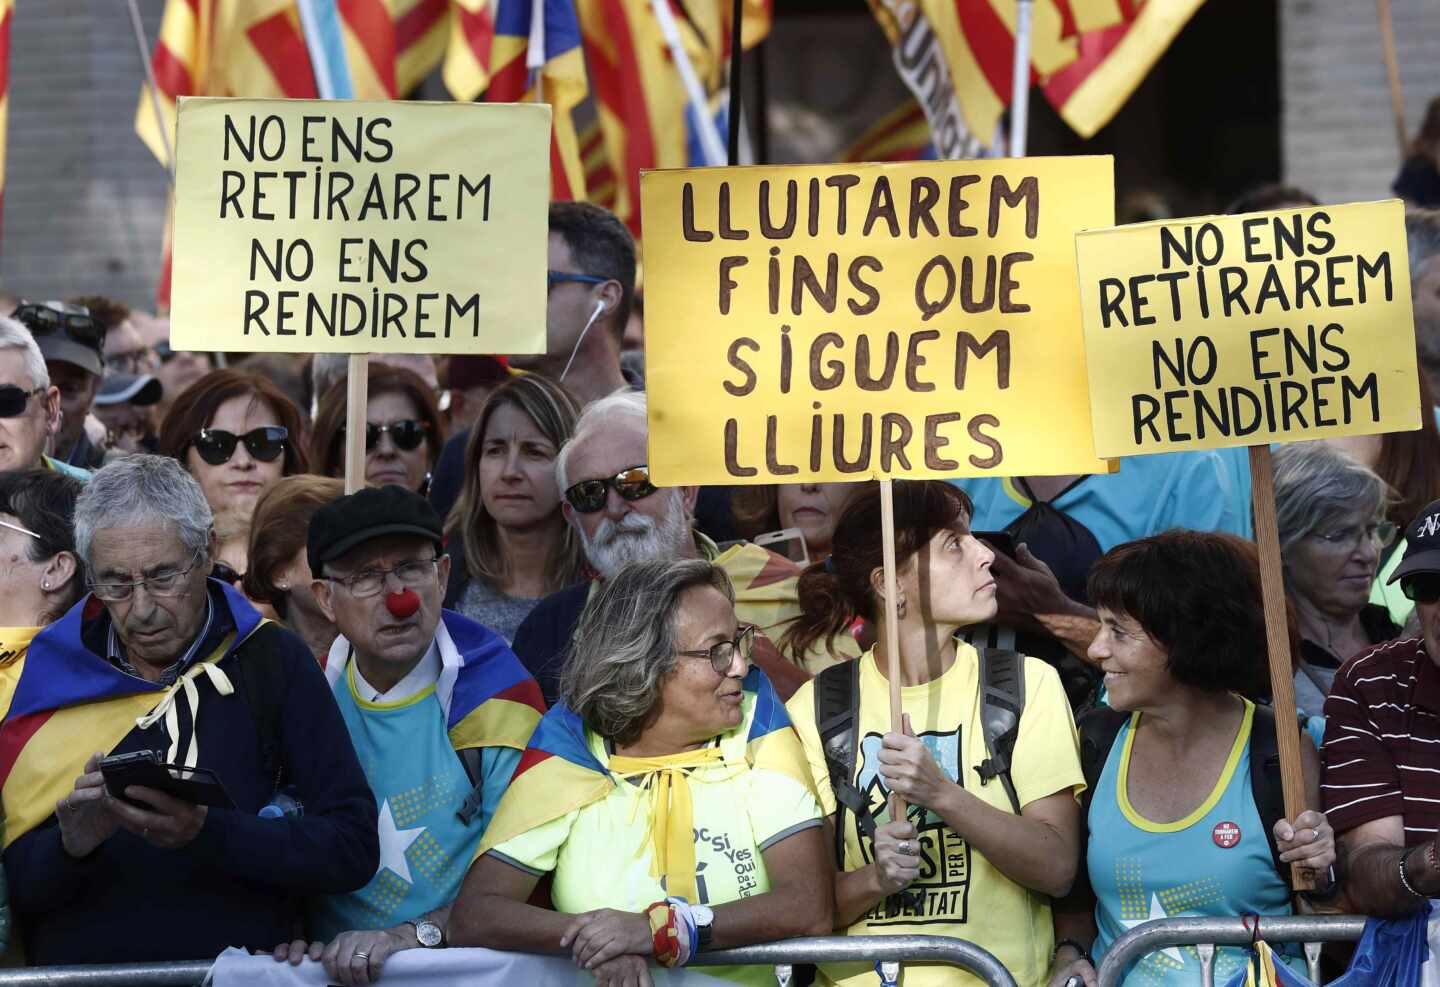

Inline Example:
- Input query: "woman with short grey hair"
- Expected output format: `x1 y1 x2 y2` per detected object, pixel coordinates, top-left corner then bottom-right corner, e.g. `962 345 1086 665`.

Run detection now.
1275 442 1401 734
449 558 831 987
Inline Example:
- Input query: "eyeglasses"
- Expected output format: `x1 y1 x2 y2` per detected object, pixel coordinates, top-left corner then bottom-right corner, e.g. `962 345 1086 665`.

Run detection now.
1310 520 1398 551
327 558 440 598
547 271 608 292
677 625 756 675
563 465 657 514
12 301 105 350
191 426 289 466
91 549 206 603
1402 573 1440 605
0 385 46 419
106 349 153 375
341 420 430 452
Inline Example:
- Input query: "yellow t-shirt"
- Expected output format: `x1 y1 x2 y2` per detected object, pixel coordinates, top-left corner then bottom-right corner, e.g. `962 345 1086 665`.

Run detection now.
488 707 823 986
787 644 1084 987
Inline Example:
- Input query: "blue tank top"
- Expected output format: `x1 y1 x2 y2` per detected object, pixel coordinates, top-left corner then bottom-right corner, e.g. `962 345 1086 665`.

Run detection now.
1089 701 1302 986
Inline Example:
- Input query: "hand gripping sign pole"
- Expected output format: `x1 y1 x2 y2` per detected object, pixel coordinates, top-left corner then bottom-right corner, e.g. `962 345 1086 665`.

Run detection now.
879 479 906 816
1248 445 1314 891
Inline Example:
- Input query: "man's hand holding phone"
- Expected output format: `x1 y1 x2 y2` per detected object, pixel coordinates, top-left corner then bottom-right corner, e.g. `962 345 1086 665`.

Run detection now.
55 752 122 858
104 781 208 850
57 751 209 856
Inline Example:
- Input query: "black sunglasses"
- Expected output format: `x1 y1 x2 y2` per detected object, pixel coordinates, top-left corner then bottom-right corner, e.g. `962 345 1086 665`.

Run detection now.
1402 573 1440 605
564 465 657 514
12 302 104 349
341 419 430 452
191 427 289 466
0 385 46 419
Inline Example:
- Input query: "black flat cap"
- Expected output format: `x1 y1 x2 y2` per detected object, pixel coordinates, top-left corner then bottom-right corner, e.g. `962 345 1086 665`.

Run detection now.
307 484 443 579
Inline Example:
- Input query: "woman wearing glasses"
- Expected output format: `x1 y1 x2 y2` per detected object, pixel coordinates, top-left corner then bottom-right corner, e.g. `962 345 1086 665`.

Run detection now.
311 364 445 495
158 370 308 582
1273 442 1402 741
451 558 832 987
443 375 585 643
784 481 1084 987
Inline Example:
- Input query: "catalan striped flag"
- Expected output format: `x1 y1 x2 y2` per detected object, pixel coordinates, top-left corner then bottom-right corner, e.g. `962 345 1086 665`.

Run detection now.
0 584 266 850
865 0 1204 148
479 666 813 857
579 121 618 210
844 100 937 162
1042 0 1205 138
434 611 547 753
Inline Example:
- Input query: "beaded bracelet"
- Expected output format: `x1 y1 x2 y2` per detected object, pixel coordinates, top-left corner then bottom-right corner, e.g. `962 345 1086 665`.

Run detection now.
1400 844 1426 899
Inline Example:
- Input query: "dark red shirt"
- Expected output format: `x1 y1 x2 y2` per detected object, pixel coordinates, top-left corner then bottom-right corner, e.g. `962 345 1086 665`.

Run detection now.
1321 636 1440 845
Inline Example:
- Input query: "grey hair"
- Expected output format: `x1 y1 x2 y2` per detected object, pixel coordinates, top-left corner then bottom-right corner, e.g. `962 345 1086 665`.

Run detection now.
1273 442 1389 558
0 316 49 390
560 558 735 745
74 454 213 570
555 388 646 492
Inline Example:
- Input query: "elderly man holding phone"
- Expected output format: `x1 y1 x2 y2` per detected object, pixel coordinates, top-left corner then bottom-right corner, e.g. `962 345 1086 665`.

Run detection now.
0 455 378 965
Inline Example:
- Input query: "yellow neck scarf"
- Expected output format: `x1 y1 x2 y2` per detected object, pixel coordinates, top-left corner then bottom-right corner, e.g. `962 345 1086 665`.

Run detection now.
608 746 725 903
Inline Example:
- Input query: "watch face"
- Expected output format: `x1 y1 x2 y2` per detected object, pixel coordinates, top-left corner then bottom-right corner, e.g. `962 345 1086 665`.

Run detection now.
415 921 443 947
692 905 714 927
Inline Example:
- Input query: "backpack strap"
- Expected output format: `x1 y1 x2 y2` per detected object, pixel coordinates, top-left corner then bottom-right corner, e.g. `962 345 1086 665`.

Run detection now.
233 625 290 795
455 747 487 826
975 647 1026 814
814 659 873 866
1064 705 1130 905
1248 703 1291 887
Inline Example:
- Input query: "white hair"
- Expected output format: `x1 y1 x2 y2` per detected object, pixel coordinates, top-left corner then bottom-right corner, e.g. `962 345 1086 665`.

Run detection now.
0 316 50 390
555 388 647 493
74 454 213 570
576 487 692 578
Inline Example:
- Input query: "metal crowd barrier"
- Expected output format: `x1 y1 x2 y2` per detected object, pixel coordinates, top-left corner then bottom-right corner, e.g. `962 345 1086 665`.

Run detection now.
0 934 1020 987
1096 915 1368 987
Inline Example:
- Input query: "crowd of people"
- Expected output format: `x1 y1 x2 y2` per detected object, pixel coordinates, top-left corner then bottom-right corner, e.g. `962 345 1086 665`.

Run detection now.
0 191 1438 987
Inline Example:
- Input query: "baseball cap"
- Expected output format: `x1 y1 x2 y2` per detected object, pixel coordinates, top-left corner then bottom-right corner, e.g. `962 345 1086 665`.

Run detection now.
12 301 105 377
1387 497 1440 584
94 373 162 407
307 484 444 579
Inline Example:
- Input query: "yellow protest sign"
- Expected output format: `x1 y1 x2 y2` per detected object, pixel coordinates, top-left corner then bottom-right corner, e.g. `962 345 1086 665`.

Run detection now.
641 158 1115 486
169 97 549 355
1076 199 1421 458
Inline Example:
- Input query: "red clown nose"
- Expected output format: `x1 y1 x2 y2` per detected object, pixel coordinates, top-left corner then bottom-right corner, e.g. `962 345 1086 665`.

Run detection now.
385 589 421 619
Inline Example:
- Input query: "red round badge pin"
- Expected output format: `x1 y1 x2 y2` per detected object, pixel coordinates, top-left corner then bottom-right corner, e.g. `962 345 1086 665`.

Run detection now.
1212 821 1241 848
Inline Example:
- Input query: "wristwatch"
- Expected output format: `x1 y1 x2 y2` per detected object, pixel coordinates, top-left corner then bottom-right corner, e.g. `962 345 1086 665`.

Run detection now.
692 904 714 950
408 919 445 948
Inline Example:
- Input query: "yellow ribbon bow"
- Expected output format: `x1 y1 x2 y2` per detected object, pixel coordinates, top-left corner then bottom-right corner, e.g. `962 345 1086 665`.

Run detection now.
135 660 235 769
609 747 725 903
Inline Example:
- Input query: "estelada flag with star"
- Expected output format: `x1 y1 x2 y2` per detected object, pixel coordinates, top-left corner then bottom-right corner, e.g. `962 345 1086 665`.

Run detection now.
478 665 815 858
435 611 547 755
0 583 266 849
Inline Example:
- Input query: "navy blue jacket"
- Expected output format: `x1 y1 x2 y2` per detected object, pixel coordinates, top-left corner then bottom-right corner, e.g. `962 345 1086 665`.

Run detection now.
5 583 378 964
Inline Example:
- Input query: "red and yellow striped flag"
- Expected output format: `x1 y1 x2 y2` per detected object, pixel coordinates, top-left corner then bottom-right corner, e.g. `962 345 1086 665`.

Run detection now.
866 0 1204 147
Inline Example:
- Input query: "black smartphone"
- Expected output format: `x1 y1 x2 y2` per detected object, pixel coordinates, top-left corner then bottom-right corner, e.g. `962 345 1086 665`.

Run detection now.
99 750 236 809
975 530 1016 558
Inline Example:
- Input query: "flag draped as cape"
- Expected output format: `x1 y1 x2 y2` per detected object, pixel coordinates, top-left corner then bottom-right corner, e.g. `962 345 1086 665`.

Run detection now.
0 582 263 849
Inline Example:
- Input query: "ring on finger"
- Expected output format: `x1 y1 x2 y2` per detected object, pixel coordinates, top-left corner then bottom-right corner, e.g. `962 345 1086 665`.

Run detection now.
898 840 911 854
354 951 370 961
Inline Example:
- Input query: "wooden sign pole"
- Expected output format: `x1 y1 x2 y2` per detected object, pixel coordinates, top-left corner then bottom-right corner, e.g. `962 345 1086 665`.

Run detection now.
1376 0 1408 158
878 478 908 819
344 353 370 494
1249 444 1316 892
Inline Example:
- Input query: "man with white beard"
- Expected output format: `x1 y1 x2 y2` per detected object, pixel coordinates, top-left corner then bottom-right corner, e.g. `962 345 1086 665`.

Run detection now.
510 389 820 704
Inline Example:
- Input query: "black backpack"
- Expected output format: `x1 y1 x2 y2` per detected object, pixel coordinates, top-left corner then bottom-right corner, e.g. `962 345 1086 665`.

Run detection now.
1075 702 1291 886
813 647 1026 863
